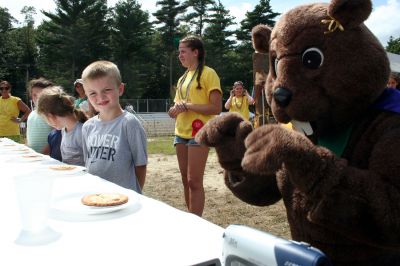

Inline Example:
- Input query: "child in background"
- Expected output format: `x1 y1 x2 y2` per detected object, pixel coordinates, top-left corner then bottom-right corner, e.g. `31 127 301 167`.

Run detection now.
387 72 400 90
37 87 87 166
26 78 54 153
224 81 255 121
48 129 62 161
73 78 96 118
81 60 147 193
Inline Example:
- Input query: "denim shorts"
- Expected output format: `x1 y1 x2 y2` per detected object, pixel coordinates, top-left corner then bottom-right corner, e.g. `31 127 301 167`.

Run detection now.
173 135 200 146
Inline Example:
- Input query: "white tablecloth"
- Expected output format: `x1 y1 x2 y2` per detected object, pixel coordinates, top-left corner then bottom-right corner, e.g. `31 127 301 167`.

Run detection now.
0 138 223 266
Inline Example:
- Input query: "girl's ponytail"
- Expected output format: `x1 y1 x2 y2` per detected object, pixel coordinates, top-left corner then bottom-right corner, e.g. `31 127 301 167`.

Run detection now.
73 108 88 123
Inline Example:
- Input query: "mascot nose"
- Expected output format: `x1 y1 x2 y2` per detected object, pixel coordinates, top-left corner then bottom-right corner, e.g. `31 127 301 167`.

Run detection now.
273 87 292 107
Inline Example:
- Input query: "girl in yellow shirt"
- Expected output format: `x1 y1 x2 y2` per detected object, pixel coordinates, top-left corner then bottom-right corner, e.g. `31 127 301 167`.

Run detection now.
224 81 255 121
168 36 222 216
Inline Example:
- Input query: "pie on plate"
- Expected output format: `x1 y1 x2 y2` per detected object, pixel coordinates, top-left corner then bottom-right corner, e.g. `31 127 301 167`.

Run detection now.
22 154 42 158
81 193 129 207
49 165 77 171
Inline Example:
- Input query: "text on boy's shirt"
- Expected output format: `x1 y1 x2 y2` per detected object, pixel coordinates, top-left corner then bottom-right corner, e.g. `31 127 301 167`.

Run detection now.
87 134 119 162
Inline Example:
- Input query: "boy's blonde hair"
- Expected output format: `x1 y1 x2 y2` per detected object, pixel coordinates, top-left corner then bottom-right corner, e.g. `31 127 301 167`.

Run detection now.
37 86 87 123
81 60 122 86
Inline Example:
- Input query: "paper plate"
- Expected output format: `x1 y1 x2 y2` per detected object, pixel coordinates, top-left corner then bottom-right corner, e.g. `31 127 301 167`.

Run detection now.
47 165 87 175
49 192 141 222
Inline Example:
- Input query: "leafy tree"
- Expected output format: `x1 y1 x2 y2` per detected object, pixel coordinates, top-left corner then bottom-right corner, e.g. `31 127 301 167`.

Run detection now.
20 7 38 73
0 29 25 91
386 36 400 54
232 0 279 97
0 7 15 77
183 0 215 36
0 7 15 33
236 0 279 42
0 7 29 98
111 0 152 65
153 0 187 51
37 0 110 88
111 0 154 98
152 0 187 94
140 32 180 99
203 0 236 95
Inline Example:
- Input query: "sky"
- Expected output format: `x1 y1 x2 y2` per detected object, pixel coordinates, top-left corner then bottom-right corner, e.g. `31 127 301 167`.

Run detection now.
0 0 399 46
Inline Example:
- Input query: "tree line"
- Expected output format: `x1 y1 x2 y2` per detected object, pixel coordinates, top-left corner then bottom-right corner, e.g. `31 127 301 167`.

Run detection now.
0 0 399 103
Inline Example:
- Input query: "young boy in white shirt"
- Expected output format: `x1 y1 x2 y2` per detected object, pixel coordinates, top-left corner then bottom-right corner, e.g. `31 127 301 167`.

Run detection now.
81 60 147 193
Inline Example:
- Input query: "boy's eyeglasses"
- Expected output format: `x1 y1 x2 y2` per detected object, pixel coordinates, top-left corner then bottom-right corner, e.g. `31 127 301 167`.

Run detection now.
0 87 10 91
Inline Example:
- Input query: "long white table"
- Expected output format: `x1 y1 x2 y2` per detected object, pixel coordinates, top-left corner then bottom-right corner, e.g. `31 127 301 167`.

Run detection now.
0 138 224 266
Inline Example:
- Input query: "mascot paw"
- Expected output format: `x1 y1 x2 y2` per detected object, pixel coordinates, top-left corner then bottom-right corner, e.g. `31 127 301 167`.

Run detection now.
196 113 253 170
242 124 314 176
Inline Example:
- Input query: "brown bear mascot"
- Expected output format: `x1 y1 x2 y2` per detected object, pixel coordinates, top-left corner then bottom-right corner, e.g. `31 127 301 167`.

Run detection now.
196 0 400 265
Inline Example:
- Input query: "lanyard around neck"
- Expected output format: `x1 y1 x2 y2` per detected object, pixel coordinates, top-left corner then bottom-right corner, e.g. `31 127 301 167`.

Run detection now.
233 96 244 109
178 67 199 102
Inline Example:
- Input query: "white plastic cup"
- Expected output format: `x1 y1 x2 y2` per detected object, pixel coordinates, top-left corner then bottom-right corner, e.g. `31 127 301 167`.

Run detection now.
14 174 60 245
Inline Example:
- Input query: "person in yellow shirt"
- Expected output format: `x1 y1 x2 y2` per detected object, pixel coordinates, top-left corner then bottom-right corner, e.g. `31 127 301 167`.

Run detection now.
0 81 31 141
168 35 222 216
224 81 255 121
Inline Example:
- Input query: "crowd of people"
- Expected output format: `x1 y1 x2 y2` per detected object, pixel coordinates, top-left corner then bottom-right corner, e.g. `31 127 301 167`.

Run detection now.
1 34 398 217
0 61 148 197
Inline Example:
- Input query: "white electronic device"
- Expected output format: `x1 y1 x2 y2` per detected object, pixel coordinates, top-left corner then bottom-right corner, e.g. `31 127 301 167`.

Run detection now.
222 225 332 266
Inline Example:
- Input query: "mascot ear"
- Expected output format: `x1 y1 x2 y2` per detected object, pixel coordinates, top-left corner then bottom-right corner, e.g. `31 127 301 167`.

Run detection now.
328 0 372 29
252 24 271 54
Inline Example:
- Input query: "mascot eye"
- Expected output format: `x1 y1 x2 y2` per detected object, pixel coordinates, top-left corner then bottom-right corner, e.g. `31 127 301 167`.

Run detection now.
302 47 324 69
274 58 279 76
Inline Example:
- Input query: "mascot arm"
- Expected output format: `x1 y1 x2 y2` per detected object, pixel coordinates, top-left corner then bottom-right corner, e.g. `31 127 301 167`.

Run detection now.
196 113 282 206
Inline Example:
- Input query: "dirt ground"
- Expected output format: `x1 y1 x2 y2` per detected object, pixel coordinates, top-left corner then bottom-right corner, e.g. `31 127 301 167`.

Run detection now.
143 152 291 239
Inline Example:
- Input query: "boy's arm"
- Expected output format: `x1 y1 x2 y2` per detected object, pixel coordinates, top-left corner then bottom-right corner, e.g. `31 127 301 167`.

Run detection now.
135 165 147 190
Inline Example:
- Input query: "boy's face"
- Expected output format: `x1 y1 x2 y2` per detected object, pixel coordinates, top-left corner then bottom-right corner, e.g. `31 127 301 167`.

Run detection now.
83 76 124 114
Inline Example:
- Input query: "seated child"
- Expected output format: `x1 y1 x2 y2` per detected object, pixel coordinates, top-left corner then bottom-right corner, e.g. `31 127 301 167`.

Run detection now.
37 87 86 166
26 78 54 153
81 60 147 193
48 129 62 161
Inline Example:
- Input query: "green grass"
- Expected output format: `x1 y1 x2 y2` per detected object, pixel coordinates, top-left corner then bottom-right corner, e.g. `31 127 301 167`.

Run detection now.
147 136 176 155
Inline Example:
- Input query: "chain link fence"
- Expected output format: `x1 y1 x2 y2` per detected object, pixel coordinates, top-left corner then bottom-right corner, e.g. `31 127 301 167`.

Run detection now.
120 99 173 113
122 99 175 137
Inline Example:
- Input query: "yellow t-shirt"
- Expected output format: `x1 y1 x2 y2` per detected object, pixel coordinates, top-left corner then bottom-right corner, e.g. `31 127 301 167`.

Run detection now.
280 122 293 130
0 96 21 136
174 66 221 139
229 96 250 121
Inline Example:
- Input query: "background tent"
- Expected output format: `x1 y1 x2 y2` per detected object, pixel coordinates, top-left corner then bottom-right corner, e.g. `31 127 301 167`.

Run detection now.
387 52 400 73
